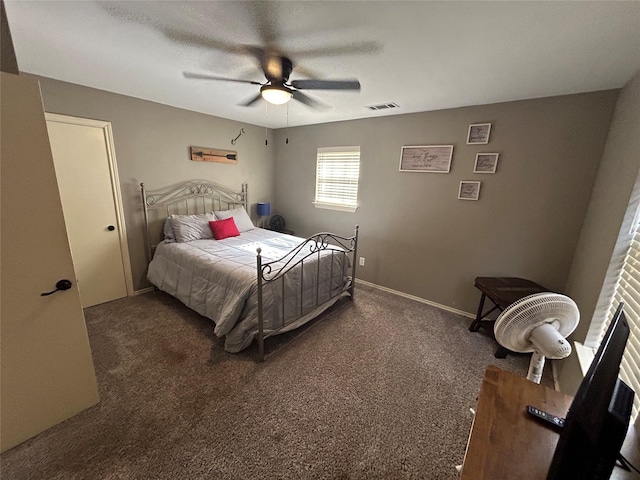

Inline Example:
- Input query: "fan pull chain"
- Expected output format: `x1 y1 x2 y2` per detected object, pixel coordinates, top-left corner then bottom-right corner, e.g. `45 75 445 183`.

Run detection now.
264 101 268 146
286 103 289 144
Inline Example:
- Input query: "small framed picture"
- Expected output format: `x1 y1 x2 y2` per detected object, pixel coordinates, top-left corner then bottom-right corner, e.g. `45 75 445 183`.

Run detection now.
459 181 481 201
473 153 499 174
467 123 492 144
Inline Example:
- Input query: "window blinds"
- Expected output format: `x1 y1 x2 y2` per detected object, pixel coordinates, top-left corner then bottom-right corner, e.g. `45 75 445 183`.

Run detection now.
594 227 640 421
585 168 640 425
315 147 360 208
586 179 640 422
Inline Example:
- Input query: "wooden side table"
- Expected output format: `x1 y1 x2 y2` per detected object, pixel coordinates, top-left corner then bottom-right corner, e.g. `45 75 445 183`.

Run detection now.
460 366 573 479
461 366 639 479
468 277 549 357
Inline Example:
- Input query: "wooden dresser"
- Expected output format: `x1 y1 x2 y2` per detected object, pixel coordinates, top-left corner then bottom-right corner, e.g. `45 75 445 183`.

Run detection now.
461 365 639 479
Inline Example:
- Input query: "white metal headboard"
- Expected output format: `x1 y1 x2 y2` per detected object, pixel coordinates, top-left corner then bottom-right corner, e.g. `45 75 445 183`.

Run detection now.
141 180 248 262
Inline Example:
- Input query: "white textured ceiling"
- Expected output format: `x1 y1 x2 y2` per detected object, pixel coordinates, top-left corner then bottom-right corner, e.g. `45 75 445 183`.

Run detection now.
5 1 640 129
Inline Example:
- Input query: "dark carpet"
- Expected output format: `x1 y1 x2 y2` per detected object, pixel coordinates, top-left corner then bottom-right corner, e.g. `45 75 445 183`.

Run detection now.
0 283 546 479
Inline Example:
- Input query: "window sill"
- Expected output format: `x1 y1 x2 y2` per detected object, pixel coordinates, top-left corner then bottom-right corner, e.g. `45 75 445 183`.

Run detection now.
313 202 358 213
574 341 595 376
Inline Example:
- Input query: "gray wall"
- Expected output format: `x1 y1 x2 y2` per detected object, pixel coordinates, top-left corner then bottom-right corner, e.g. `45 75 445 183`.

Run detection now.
558 70 640 394
273 91 618 315
19 70 640 397
33 76 625 333
35 77 276 291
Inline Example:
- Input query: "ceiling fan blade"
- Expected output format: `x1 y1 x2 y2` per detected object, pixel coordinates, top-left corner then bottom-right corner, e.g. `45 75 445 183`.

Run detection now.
292 91 328 110
239 93 263 107
290 79 361 90
292 65 322 80
242 45 268 63
102 6 266 65
164 28 247 55
289 42 382 58
236 46 289 83
165 28 271 74
183 72 262 85
247 1 281 47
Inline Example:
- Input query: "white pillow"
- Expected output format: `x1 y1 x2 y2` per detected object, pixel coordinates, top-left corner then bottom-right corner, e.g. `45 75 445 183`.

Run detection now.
170 213 216 243
214 206 254 232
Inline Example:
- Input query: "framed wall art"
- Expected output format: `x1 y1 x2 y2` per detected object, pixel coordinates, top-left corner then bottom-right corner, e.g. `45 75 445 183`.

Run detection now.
467 123 491 144
458 181 481 200
399 145 454 173
190 146 237 164
473 153 499 174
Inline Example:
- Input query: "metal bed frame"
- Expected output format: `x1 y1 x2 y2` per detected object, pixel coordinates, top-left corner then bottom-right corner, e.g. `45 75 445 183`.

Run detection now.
141 180 359 361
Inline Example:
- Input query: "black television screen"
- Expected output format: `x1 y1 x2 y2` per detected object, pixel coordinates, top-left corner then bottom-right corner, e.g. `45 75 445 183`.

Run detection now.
546 303 635 480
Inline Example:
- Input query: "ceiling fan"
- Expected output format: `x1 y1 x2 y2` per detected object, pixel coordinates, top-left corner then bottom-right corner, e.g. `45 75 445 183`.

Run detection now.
101 2 375 109
183 49 361 109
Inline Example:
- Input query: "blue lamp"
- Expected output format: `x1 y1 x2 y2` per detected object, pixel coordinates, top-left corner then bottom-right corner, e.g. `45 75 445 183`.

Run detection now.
257 202 271 228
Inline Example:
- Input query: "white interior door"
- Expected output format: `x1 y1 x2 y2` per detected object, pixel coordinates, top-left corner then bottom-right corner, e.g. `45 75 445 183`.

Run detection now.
46 116 131 307
1 72 99 452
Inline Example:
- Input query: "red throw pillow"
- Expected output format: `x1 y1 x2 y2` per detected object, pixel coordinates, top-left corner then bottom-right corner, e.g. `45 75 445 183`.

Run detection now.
209 217 240 240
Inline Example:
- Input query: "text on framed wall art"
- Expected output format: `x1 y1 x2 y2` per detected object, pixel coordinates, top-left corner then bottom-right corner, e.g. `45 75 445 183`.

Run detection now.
399 145 454 173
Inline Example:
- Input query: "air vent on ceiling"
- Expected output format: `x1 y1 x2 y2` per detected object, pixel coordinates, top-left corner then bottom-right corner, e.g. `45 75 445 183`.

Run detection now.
366 102 399 111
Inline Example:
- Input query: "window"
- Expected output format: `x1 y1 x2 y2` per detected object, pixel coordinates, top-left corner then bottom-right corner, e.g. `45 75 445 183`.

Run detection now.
314 146 360 212
590 221 640 422
586 193 640 423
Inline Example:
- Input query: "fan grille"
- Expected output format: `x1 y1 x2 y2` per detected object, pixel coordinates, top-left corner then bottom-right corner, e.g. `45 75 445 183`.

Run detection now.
494 293 579 353
269 215 285 232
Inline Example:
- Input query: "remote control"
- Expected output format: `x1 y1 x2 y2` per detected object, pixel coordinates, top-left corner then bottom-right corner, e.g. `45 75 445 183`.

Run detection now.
526 405 565 429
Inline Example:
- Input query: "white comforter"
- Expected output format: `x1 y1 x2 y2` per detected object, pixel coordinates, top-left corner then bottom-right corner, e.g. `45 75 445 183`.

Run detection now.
147 228 351 352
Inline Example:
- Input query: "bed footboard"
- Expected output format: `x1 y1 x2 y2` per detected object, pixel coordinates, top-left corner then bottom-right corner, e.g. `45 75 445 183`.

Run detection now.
256 225 359 361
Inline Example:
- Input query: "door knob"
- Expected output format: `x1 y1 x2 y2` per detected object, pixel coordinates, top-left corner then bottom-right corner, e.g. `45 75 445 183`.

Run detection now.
41 279 73 296
107 225 115 231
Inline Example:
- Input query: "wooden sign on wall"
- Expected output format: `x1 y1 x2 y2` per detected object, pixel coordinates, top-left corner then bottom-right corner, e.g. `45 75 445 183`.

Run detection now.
190 146 237 164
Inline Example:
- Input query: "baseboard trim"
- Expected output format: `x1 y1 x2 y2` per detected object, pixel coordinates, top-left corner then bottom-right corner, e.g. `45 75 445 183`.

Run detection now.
355 279 475 319
133 287 154 295
136 282 474 317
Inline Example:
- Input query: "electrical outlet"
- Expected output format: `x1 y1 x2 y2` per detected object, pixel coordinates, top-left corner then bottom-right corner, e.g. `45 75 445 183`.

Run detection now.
359 257 365 267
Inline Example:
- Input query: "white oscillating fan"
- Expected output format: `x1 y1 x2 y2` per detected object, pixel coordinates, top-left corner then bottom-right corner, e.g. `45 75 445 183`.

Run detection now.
494 293 580 383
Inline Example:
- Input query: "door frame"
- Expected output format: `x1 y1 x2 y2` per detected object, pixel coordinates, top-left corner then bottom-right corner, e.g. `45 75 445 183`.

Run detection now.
45 113 134 298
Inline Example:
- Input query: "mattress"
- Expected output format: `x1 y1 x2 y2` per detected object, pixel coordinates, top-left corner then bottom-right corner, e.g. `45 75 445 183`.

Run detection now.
147 228 351 352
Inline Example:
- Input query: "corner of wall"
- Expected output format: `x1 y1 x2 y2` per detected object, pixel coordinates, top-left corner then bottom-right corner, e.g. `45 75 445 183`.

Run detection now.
1 0 19 74
558 69 640 393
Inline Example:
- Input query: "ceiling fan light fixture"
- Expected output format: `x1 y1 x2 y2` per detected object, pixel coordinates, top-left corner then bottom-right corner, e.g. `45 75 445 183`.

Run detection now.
260 84 293 105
